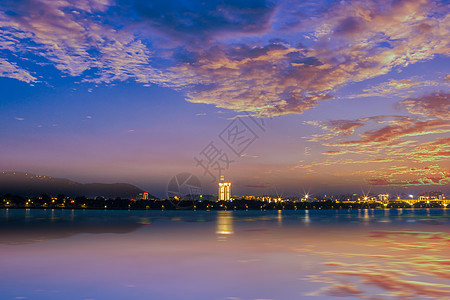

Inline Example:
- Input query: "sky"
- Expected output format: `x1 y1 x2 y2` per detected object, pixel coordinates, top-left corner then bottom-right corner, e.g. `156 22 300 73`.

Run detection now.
0 0 449 197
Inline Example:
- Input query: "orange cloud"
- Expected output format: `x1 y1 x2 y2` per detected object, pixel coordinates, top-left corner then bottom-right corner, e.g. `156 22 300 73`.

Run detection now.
367 176 449 186
365 163 449 187
326 118 449 147
323 284 365 297
305 119 368 142
305 92 450 159
405 137 450 162
348 78 425 98
302 91 449 187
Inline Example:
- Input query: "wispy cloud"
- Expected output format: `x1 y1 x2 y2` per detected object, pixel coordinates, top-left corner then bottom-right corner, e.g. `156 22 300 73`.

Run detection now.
404 137 450 163
325 118 449 147
306 115 449 151
398 91 450 120
0 60 36 83
348 78 442 99
367 175 449 187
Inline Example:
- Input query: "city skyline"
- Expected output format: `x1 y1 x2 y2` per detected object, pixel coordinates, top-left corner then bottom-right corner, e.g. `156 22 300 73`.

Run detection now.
1 0 449 198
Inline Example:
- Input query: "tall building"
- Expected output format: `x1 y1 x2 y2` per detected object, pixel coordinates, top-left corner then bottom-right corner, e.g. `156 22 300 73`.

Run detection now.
137 192 149 200
218 175 231 201
378 194 389 201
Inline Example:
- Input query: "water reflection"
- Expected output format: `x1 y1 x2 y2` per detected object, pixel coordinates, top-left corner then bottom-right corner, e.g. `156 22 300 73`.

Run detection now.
381 208 391 223
305 229 450 299
25 208 31 223
363 209 370 223
304 209 310 224
139 217 151 225
216 211 233 238
0 209 144 245
1 209 450 300
397 208 403 221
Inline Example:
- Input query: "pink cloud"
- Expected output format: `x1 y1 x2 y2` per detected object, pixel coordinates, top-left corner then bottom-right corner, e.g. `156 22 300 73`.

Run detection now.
0 0 448 117
398 91 450 120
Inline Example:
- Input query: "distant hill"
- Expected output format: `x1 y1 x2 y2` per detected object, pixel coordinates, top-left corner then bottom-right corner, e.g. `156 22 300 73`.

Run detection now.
0 171 149 198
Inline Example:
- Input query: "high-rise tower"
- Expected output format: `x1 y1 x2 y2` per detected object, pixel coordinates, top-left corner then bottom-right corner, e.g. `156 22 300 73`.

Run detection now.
218 175 231 201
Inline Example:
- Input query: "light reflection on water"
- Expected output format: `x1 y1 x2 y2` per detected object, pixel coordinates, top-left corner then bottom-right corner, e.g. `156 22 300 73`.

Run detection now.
0 208 450 300
216 211 234 238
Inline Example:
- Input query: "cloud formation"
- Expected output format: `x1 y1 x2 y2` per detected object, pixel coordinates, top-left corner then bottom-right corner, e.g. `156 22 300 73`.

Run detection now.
307 113 449 150
122 0 275 42
406 138 450 162
0 60 36 83
176 0 449 114
348 78 443 99
0 0 169 85
1 0 448 192
302 91 450 187
0 0 448 115
398 91 450 120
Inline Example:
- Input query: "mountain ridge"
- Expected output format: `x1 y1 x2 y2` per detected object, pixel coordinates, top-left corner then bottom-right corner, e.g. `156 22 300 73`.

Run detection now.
0 171 150 198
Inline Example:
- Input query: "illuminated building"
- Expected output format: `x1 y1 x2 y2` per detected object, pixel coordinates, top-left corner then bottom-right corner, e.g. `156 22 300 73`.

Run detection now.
378 194 389 201
136 192 150 200
218 175 231 201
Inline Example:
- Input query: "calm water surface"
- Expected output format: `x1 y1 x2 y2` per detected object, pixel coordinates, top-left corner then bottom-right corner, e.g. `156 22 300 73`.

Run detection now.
1 208 450 300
